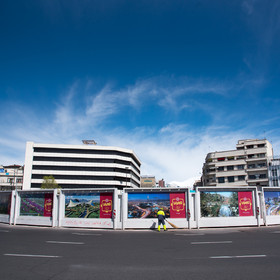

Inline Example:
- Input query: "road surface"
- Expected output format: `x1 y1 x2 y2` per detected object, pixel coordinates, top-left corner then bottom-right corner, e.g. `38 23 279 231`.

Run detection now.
1 224 280 280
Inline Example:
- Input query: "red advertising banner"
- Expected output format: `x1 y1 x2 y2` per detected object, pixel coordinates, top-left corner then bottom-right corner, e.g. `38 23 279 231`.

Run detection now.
44 193 53 217
169 193 186 218
238 191 253 216
100 193 113 218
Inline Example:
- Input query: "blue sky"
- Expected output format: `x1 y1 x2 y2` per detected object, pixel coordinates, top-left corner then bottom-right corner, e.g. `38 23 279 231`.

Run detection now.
1 1 280 186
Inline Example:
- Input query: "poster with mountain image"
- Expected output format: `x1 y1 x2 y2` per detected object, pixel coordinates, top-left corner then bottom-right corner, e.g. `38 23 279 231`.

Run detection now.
65 193 100 218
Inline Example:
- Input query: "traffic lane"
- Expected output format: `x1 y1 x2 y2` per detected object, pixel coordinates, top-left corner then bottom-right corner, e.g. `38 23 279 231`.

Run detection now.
1 226 279 260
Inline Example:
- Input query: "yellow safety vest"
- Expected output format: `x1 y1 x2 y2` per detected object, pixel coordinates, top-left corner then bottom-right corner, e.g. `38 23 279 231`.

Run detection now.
157 210 165 216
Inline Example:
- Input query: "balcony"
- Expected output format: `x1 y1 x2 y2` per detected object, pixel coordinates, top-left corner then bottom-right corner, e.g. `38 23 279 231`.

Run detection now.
247 174 268 184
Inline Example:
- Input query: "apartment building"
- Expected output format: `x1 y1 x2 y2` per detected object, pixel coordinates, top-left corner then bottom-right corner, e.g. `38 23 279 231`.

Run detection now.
0 165 24 190
202 139 273 187
23 142 141 190
268 158 280 186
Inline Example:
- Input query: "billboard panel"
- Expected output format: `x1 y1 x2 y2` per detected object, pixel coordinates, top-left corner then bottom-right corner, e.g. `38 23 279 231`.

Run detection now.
20 193 53 217
65 192 113 218
127 192 186 219
200 191 253 217
264 191 280 216
0 193 11 215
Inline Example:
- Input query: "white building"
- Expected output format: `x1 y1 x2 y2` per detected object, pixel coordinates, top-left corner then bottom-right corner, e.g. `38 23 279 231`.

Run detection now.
0 165 24 190
23 142 141 190
202 139 273 187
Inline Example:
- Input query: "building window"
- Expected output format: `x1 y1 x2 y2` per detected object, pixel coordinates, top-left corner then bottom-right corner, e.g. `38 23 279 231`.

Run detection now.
273 179 278 186
218 177 225 183
236 155 246 159
237 165 245 170
248 164 255 169
256 163 266 168
249 174 267 180
258 144 265 148
246 145 254 149
217 158 225 161
248 154 256 159
228 176 235 182
217 166 224 172
227 166 234 171
238 175 245 181
258 153 266 158
272 169 277 176
208 168 215 172
227 156 234 161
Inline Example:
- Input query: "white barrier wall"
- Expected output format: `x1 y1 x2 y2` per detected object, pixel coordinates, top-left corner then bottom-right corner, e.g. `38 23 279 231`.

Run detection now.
14 189 58 227
196 187 262 228
262 187 280 226
2 186 280 230
58 188 118 229
122 188 191 229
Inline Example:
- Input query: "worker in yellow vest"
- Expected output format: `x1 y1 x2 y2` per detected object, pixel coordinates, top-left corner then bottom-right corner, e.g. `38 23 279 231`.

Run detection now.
157 208 167 232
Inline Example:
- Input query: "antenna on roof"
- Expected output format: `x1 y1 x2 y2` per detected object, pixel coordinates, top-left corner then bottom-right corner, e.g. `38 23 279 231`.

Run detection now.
82 140 97 145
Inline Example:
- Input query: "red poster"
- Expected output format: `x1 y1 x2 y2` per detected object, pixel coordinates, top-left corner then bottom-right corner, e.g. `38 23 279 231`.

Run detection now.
238 192 253 216
169 193 186 218
100 193 113 218
44 193 53 217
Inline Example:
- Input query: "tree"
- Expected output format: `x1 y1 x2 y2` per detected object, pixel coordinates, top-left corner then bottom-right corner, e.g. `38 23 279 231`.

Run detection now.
41 175 61 189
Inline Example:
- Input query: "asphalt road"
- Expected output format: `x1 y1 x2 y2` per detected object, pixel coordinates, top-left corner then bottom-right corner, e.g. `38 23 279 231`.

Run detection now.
1 224 280 280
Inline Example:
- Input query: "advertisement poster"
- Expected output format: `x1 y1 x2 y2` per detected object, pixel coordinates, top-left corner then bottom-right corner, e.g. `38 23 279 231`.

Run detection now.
100 193 113 218
238 192 253 216
0 192 11 215
65 192 113 218
264 191 280 216
43 193 53 217
170 193 186 218
127 192 186 219
20 193 53 217
201 191 254 217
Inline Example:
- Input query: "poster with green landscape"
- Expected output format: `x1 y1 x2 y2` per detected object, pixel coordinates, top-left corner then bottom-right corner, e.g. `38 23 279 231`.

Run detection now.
20 193 45 216
200 191 239 217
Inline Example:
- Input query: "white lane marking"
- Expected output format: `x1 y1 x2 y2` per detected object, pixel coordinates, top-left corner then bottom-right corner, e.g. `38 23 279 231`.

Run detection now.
272 231 280 233
72 233 102 236
191 241 232 245
0 230 9 232
46 241 84 245
4 254 61 258
210 255 266 259
175 234 205 236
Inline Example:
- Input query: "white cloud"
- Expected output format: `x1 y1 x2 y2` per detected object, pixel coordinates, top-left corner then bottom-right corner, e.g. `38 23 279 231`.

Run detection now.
0 76 277 185
98 125 247 184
